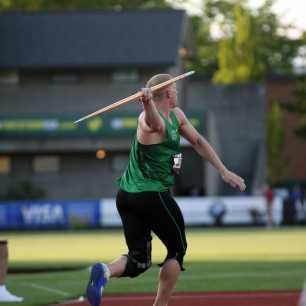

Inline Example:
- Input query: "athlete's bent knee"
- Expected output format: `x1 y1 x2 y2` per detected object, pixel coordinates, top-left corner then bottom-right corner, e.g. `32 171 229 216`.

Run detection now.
160 248 187 271
121 255 151 278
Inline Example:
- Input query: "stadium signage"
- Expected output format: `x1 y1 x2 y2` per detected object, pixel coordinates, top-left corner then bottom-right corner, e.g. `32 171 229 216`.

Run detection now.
0 200 100 229
0 196 285 230
0 113 203 138
21 204 65 225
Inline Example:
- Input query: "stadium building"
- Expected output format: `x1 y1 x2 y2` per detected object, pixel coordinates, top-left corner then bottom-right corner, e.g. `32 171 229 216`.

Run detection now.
5 10 304 200
0 10 203 199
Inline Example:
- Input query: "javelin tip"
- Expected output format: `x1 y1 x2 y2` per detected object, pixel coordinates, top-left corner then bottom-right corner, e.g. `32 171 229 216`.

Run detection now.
74 117 85 124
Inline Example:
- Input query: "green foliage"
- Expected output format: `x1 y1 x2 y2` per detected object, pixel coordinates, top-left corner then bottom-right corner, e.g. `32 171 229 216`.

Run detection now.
252 1 303 75
0 0 11 9
187 0 305 82
213 4 263 83
267 101 287 184
0 0 171 11
186 16 219 76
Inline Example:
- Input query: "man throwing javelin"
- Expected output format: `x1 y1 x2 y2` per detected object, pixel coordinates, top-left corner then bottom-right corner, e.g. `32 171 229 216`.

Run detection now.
86 73 246 306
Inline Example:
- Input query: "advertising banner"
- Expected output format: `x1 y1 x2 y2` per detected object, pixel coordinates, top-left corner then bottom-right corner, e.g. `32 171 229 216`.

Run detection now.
0 200 100 229
0 112 203 138
0 196 285 230
99 196 283 227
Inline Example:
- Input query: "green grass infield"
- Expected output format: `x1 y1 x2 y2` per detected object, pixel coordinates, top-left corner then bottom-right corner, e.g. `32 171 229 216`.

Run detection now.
1 227 306 306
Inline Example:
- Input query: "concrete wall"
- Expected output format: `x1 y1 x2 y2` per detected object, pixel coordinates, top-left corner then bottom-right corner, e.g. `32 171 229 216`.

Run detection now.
185 79 266 195
0 80 143 114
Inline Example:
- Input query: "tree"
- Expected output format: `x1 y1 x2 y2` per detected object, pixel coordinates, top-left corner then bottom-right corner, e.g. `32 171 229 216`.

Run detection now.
187 0 305 82
185 16 219 77
213 3 263 83
252 0 303 76
267 101 287 183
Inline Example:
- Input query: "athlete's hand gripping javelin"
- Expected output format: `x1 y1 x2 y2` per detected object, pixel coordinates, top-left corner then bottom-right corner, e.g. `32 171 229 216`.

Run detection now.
139 87 164 133
140 87 153 104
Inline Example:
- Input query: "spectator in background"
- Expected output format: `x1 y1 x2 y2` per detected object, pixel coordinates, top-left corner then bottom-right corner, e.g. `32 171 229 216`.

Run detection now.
209 201 226 226
282 187 300 225
292 184 305 224
0 241 23 302
264 185 274 228
292 184 302 201
301 186 306 223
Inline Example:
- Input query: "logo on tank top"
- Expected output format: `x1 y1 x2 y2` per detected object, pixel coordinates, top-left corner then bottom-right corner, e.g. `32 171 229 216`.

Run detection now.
170 129 178 141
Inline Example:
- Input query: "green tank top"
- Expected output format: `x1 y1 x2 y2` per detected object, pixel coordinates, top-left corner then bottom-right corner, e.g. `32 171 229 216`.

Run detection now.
117 111 180 192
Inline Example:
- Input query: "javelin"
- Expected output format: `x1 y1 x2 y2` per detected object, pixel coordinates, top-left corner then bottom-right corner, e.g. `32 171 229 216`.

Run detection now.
74 70 195 124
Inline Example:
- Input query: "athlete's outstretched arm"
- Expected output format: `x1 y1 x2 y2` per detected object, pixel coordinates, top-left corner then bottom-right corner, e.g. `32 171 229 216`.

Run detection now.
175 108 246 192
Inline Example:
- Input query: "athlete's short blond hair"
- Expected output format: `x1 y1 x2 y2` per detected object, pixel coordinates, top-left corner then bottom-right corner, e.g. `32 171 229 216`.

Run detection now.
146 74 174 101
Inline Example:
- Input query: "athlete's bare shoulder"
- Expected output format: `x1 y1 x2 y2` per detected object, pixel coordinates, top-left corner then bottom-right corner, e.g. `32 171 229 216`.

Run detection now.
138 111 153 133
138 111 145 122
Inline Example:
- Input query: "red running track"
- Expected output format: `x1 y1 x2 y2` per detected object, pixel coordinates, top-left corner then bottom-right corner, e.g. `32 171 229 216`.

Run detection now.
51 290 301 306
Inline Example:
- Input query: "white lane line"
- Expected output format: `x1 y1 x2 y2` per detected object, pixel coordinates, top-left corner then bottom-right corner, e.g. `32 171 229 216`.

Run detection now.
22 282 70 297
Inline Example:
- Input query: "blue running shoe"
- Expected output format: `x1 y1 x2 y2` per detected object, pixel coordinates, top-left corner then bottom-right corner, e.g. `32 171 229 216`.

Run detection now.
86 263 108 306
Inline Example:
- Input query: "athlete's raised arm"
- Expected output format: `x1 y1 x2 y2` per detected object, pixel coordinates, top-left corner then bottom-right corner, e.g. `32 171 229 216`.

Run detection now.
139 88 165 133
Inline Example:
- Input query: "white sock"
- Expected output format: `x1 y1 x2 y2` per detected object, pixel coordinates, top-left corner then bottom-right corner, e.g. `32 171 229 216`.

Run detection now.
101 263 111 279
0 285 5 291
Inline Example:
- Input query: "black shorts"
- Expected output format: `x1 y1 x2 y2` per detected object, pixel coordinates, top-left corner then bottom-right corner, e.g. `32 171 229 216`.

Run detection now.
116 189 187 270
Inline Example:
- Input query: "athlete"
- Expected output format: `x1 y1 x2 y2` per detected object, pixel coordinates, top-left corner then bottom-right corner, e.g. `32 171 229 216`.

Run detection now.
86 73 246 306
